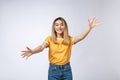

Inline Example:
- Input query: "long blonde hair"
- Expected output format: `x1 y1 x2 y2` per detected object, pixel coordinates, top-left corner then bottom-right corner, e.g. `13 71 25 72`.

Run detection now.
51 17 70 44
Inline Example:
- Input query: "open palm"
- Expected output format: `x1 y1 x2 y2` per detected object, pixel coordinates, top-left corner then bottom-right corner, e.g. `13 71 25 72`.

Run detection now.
88 17 99 28
21 47 33 59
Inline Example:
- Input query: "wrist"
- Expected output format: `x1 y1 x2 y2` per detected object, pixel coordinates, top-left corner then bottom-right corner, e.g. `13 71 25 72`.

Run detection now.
30 50 34 54
88 26 92 30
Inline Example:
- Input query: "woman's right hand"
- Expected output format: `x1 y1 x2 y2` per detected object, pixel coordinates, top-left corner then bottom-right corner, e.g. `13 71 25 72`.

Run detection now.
21 46 33 60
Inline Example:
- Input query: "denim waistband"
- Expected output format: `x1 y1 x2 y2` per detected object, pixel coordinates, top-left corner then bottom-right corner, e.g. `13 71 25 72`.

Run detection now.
50 62 70 66
49 62 70 69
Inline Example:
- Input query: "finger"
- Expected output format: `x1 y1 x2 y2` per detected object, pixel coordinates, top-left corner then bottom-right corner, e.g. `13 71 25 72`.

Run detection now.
21 53 27 58
26 57 28 60
21 51 27 52
94 19 99 25
88 19 90 23
96 18 99 23
26 46 31 50
94 16 97 19
93 17 96 21
22 55 26 58
21 53 24 56
92 18 99 25
94 17 99 22
92 17 96 22
95 23 100 26
88 19 92 23
26 56 30 60
21 53 27 57
93 17 98 23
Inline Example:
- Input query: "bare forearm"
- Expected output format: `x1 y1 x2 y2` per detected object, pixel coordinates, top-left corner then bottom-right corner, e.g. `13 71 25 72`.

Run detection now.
73 17 99 44
74 26 92 44
79 26 92 40
31 45 44 54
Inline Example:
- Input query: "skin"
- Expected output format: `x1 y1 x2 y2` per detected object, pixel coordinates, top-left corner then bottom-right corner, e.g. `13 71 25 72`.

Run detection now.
54 20 65 38
21 17 99 60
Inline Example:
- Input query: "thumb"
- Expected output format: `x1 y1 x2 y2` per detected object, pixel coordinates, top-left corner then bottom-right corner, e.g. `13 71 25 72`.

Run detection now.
26 46 31 50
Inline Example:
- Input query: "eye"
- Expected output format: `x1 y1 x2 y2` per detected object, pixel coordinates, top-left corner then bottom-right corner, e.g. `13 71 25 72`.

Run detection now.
55 23 59 26
56 24 58 26
60 23 63 26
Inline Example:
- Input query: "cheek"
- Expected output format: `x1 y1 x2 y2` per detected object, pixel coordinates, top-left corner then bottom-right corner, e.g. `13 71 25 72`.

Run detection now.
54 26 57 30
54 25 65 31
61 26 65 29
56 27 65 31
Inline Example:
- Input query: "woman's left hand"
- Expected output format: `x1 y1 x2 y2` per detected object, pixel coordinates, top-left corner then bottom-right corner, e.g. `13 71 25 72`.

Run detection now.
88 17 99 29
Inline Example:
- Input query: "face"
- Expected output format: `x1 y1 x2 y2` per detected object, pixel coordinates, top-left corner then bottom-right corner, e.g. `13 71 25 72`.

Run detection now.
54 20 65 35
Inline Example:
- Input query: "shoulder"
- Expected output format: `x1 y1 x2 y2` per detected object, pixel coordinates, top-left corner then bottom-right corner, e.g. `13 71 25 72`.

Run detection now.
69 35 75 45
69 36 73 40
45 35 52 42
44 36 51 46
45 36 51 40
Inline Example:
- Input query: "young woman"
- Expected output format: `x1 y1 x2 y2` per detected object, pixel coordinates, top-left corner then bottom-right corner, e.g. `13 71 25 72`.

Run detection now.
21 17 99 80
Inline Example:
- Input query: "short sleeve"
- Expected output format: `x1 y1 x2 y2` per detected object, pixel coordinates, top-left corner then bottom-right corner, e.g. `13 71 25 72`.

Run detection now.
70 36 75 45
44 36 51 45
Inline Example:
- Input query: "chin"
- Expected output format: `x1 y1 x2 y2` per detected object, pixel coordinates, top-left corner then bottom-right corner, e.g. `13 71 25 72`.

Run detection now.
57 31 63 34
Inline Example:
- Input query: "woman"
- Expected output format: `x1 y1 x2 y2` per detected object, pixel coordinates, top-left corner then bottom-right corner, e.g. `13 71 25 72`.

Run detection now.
21 17 99 80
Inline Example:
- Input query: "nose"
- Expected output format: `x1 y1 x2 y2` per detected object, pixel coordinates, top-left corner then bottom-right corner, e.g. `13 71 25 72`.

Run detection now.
57 25 62 28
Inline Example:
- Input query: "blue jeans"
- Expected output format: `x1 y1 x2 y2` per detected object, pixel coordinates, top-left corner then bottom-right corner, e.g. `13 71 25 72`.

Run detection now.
48 62 73 80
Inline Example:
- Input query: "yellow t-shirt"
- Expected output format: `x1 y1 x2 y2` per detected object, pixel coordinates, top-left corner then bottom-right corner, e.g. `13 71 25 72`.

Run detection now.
45 36 73 65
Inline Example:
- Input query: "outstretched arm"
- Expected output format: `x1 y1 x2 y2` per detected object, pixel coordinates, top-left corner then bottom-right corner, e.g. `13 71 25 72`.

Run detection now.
21 42 48 59
73 17 99 44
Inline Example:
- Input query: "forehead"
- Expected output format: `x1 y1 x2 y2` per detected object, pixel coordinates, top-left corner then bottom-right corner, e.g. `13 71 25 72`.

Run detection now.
55 20 63 24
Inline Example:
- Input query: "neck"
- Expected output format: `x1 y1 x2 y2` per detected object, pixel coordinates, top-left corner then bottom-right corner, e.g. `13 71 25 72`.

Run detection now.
57 33 63 38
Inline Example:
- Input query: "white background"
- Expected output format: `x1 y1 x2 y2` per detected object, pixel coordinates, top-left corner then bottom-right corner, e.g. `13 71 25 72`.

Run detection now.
0 0 120 80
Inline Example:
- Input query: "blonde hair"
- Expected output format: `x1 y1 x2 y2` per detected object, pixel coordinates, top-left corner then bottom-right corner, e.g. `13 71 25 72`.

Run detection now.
51 17 70 44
